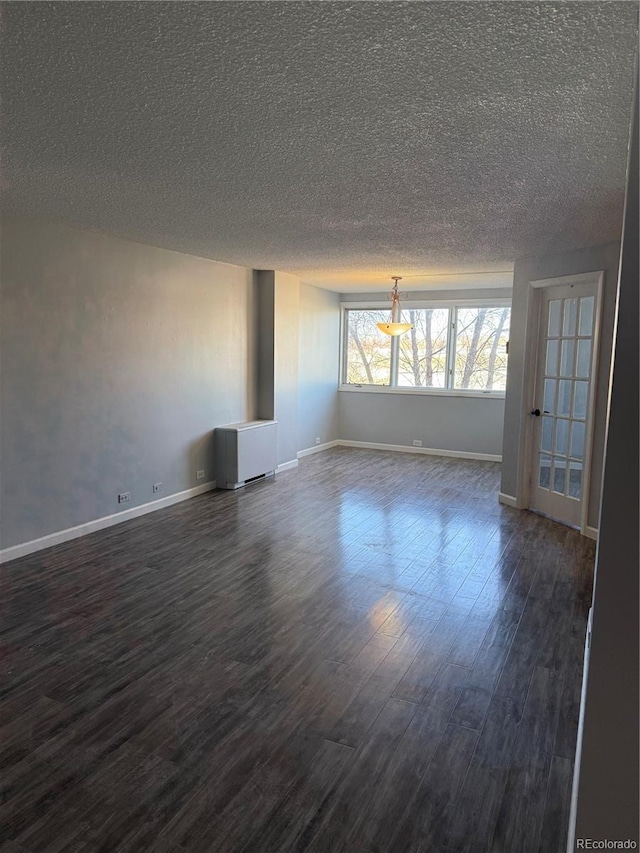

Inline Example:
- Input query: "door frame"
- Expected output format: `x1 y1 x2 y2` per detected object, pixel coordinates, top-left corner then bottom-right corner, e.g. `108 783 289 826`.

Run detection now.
516 270 604 537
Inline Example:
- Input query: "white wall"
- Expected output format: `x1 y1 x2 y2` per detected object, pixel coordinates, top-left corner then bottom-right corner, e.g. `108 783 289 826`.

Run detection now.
0 221 343 556
339 392 505 457
297 283 340 452
0 217 255 550
572 86 638 848
338 288 510 457
500 241 621 529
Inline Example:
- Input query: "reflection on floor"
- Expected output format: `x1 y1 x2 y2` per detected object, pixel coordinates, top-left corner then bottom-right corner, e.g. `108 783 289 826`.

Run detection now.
1 447 595 853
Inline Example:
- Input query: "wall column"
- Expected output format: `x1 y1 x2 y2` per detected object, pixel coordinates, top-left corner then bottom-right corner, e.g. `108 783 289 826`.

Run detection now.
254 269 300 466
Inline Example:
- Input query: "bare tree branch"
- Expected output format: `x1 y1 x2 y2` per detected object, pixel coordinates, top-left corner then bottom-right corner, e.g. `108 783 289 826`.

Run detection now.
461 308 488 388
350 329 374 384
408 310 422 385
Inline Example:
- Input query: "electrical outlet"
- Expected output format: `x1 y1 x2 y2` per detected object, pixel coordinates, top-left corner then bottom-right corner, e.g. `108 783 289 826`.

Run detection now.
196 469 205 480
412 440 423 447
315 437 321 445
118 492 131 504
153 482 163 494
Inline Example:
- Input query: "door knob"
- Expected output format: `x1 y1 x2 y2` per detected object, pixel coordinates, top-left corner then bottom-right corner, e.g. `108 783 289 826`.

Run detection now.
530 408 541 416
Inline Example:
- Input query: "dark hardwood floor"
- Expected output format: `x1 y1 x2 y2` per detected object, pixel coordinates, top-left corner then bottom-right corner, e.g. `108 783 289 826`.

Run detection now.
0 447 595 852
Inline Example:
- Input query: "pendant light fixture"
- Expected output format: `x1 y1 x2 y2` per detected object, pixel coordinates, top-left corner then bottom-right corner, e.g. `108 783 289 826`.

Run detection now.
377 276 413 336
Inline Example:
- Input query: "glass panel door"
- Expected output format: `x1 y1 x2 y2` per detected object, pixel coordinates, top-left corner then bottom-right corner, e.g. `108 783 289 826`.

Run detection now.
530 284 598 528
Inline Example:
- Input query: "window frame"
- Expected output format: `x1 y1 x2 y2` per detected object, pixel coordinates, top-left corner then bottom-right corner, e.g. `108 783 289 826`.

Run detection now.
339 298 511 398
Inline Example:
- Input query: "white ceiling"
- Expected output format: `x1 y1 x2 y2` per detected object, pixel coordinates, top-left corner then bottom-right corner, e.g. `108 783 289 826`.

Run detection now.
2 2 637 292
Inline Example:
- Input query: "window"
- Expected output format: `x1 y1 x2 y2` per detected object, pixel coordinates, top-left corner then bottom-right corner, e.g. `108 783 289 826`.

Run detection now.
345 309 391 385
453 306 510 391
397 308 449 388
342 301 511 394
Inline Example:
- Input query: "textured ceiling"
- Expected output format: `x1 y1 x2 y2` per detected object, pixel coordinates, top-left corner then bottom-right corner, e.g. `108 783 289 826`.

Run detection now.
2 2 637 292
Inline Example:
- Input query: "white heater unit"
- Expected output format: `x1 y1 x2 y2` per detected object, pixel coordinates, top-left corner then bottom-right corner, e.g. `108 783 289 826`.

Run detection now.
214 420 278 490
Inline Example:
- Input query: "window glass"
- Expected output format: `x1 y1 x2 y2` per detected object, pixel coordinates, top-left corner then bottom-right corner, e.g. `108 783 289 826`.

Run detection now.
558 380 573 416
563 298 578 336
568 461 583 499
548 300 562 337
560 340 574 377
344 310 392 385
539 454 551 489
342 303 510 393
541 417 553 453
397 308 449 388
555 419 569 455
578 297 594 336
576 339 591 378
453 307 510 391
570 420 585 459
573 381 588 419
552 457 567 494
543 379 557 414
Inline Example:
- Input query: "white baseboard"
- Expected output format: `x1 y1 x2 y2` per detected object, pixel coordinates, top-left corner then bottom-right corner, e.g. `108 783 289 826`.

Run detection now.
336 440 501 463
0 480 217 564
276 459 299 473
497 496 599 539
297 440 340 458
498 492 520 508
0 442 502 564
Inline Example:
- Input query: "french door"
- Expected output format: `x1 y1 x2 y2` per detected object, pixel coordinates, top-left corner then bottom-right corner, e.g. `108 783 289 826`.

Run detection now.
528 280 600 529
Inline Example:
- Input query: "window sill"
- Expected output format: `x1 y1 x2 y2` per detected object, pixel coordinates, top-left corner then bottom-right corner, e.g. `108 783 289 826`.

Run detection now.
338 385 506 400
